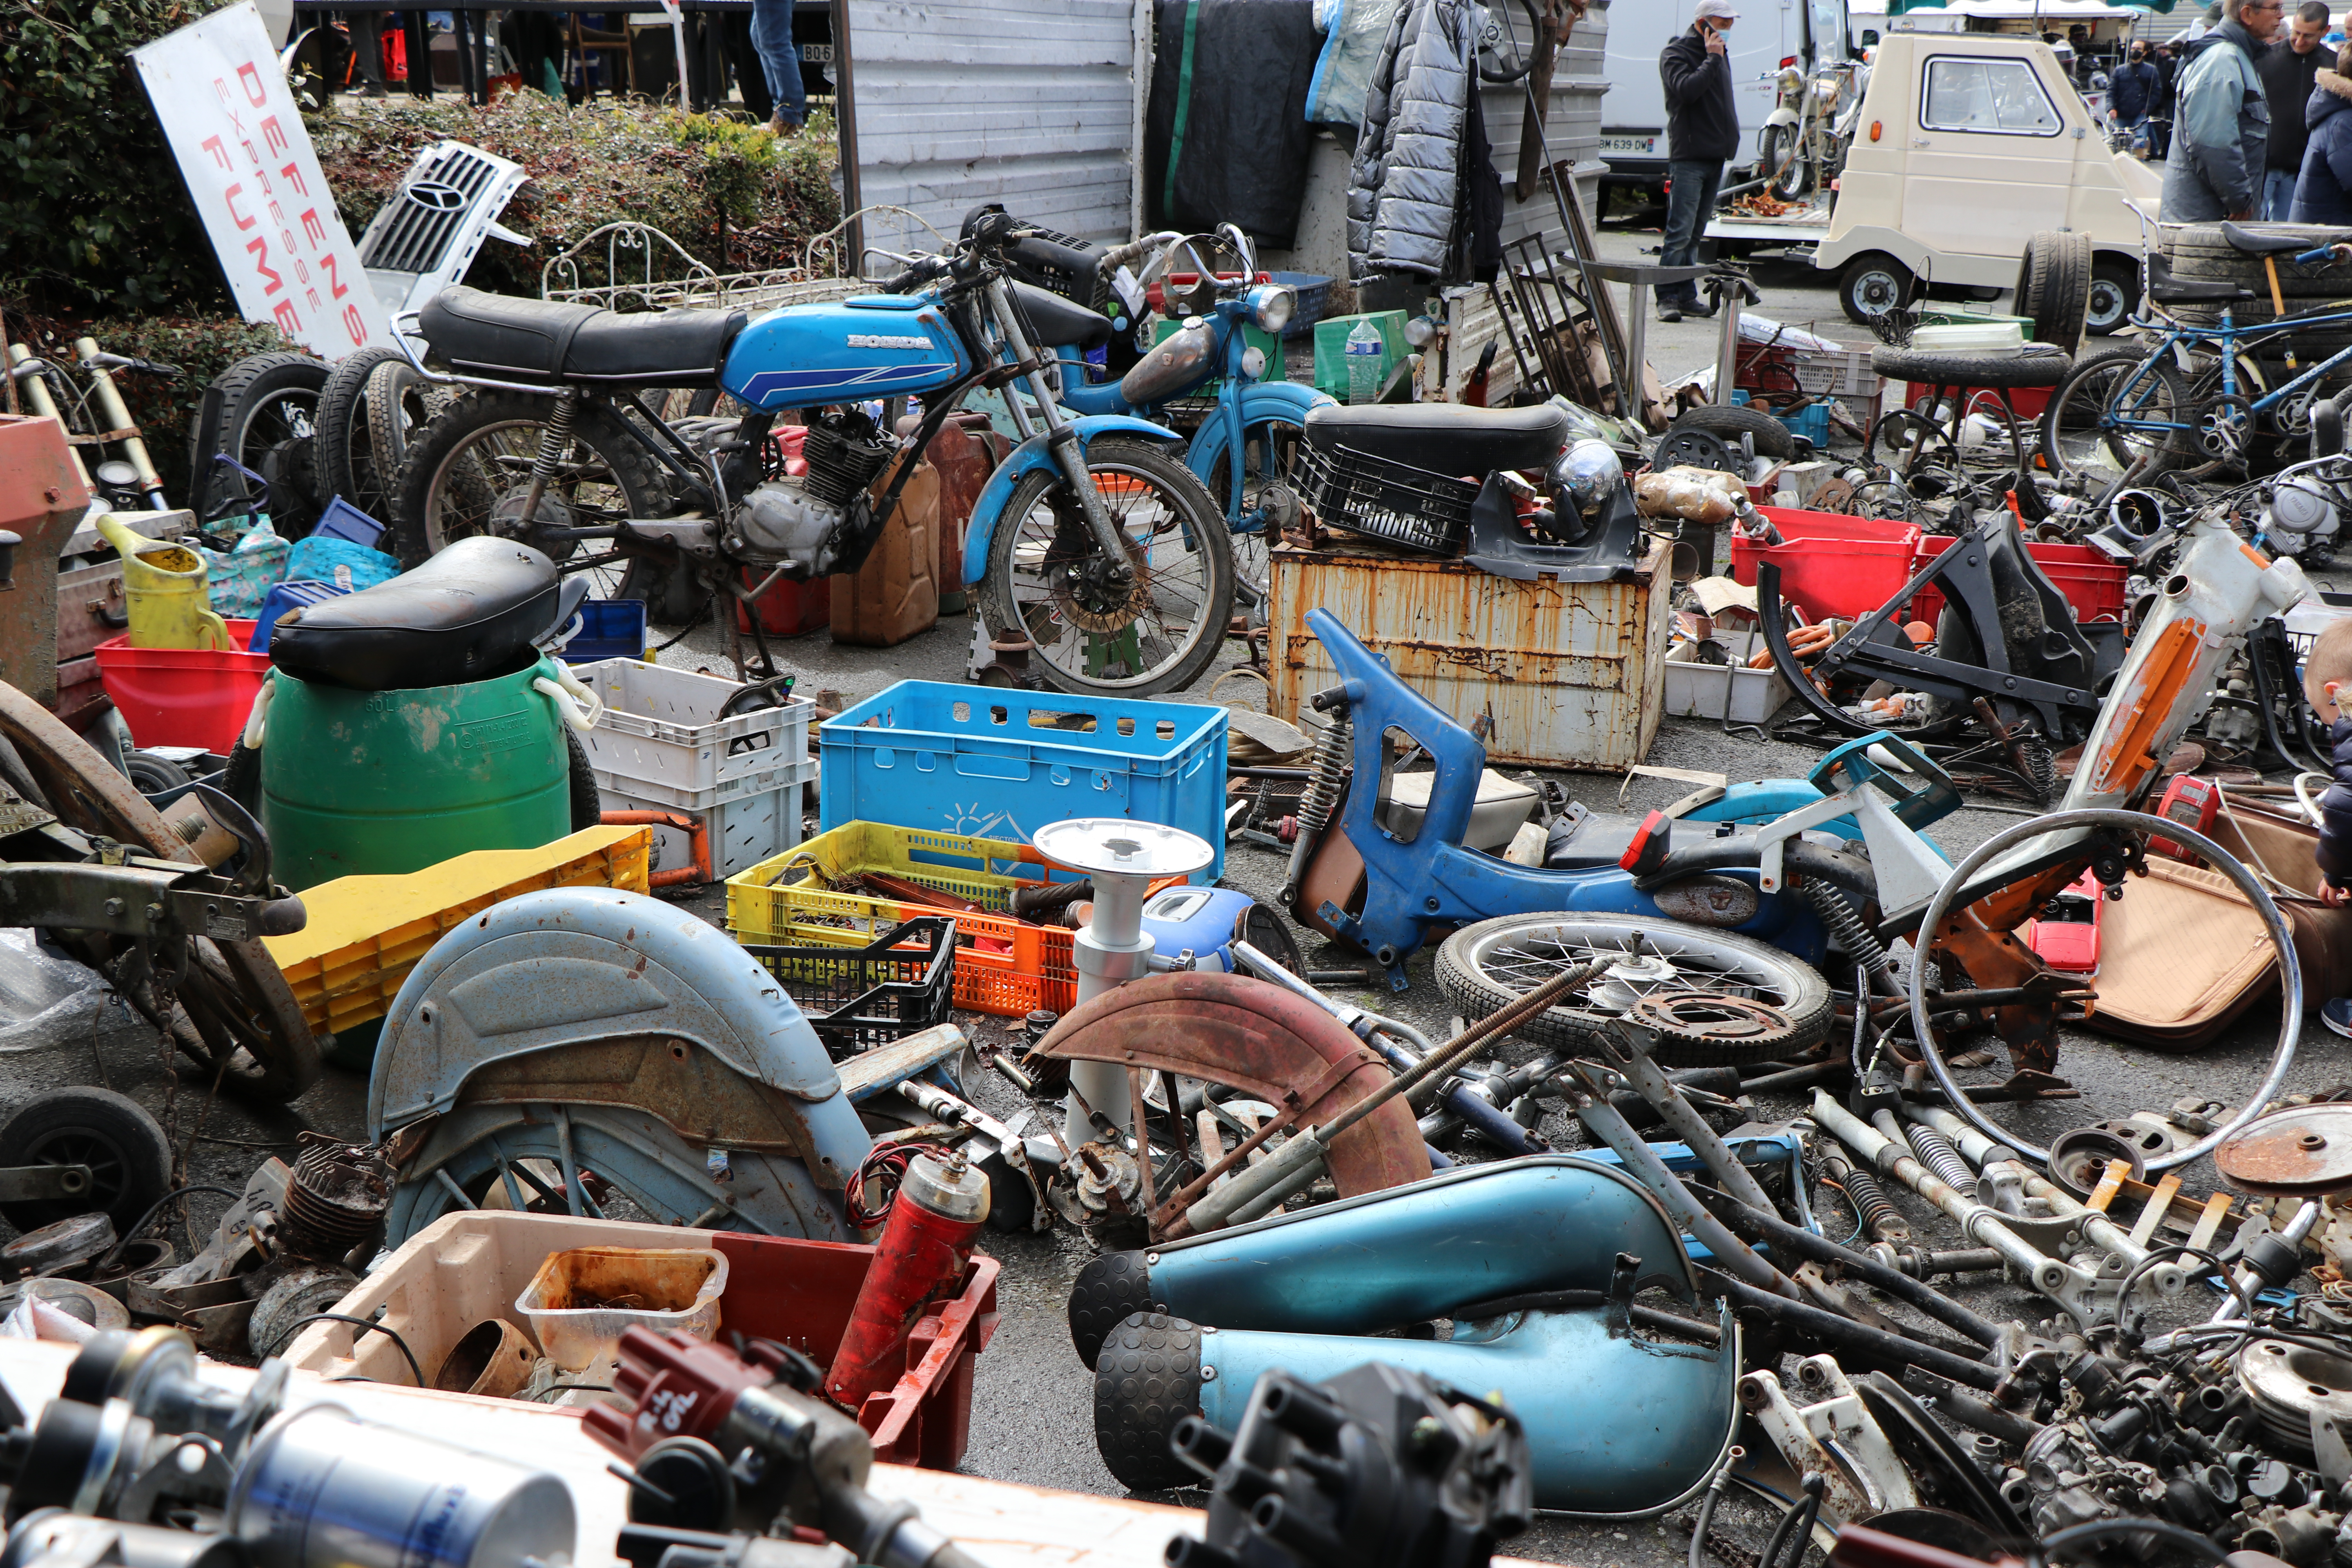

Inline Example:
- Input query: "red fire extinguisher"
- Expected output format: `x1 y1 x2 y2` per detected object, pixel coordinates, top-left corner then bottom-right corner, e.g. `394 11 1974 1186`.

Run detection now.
826 1151 989 1411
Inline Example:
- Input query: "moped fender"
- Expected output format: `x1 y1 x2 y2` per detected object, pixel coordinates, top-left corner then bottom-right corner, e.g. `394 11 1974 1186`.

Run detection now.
1183 382 1334 488
1762 104 1802 129
962 416 1187 586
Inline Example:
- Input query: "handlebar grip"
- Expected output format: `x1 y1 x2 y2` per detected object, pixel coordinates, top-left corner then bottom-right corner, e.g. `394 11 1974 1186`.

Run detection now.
1308 684 1352 713
879 265 924 295
2296 245 2340 266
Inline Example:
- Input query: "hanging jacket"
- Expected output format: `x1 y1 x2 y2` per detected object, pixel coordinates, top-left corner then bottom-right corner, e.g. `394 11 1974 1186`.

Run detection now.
2293 70 2352 223
2162 18 2269 222
1347 0 1474 281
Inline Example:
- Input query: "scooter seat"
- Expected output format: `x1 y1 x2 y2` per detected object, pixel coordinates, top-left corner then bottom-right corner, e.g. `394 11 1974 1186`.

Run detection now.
1542 807 1650 871
1011 280 1112 352
268 535 562 692
1304 402 1570 476
2220 221 2333 255
419 285 748 387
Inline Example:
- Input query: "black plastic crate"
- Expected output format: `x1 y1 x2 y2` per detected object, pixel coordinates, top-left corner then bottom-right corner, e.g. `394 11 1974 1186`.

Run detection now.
743 916 956 1054
1289 441 1479 555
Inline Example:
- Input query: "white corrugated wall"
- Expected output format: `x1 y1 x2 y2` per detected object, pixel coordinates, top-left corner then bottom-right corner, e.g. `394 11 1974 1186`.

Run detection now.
843 0 1145 254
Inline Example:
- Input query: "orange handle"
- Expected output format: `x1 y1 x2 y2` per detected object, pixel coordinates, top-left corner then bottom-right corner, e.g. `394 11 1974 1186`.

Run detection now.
600 810 710 889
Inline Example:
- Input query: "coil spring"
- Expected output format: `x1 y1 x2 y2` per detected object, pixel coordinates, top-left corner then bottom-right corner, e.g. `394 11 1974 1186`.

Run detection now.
1906 1123 1976 1192
1823 1152 1909 1243
1296 712 1352 835
529 390 579 485
1802 880 1891 990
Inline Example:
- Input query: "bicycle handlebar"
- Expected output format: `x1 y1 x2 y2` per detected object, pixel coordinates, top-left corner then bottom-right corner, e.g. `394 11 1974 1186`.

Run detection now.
2295 244 2344 266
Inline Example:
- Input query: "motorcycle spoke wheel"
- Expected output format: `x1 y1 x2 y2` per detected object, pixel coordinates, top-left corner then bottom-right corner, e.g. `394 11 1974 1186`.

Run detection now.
1436 913 1833 1067
983 436 1234 697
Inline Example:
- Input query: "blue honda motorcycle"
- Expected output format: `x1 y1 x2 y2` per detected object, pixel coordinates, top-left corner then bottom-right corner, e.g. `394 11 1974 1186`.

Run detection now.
386 211 1233 695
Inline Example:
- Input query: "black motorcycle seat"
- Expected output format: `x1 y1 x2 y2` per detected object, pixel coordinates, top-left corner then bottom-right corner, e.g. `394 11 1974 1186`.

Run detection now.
2221 221 2324 255
1304 402 1570 476
1542 808 1784 872
268 536 562 692
419 285 748 387
1012 280 1112 352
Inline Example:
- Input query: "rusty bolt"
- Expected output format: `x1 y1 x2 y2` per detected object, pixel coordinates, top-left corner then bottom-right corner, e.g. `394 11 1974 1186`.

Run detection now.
103 898 126 918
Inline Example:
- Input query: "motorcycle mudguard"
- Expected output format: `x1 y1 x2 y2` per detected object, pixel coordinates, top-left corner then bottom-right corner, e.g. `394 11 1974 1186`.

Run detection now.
1183 382 1334 490
961 415 1188 585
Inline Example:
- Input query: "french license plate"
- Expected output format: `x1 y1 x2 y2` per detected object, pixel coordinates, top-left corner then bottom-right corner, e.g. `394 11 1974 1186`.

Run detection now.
1599 134 1659 157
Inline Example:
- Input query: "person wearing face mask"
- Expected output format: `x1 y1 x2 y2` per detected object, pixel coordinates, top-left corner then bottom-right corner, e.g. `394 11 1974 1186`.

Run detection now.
2259 1 2333 216
1657 0 1741 323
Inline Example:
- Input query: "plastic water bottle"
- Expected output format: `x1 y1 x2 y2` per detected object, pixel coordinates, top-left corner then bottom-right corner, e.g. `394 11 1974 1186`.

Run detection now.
1345 318 1384 404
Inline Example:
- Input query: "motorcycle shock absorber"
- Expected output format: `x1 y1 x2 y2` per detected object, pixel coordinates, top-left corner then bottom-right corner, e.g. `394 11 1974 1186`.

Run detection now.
1821 1149 1909 1245
1904 1123 1976 1194
1801 880 1894 995
1282 688 1354 904
518 388 580 525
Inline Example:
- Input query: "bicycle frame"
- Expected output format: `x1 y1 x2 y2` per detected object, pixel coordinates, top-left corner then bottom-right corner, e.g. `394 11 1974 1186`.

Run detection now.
2096 304 2352 451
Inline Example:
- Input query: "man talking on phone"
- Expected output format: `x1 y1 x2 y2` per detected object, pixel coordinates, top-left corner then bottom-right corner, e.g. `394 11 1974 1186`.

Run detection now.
1657 0 1741 323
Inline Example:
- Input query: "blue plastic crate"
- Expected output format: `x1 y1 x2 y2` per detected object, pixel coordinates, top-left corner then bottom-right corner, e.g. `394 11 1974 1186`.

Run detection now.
1268 270 1336 340
1728 390 1830 450
312 496 387 548
561 599 649 664
248 579 349 652
818 682 1229 882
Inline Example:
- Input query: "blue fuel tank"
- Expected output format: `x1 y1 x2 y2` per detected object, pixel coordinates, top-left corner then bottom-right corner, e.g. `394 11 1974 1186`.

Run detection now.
720 294 971 410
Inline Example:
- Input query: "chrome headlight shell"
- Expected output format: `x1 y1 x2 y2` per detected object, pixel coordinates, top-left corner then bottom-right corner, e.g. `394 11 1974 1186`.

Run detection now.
1246 284 1297 335
1551 438 1624 514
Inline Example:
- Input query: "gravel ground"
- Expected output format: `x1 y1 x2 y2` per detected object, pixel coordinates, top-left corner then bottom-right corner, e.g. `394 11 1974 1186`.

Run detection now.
17 217 2348 1568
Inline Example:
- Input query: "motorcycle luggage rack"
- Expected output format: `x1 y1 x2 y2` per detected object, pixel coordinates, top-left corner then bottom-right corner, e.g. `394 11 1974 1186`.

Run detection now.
1289 442 1479 555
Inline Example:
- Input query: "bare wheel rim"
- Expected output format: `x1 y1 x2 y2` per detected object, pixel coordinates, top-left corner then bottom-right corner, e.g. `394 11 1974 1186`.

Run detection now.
1005 460 1219 689
420 416 640 599
1449 915 1820 1024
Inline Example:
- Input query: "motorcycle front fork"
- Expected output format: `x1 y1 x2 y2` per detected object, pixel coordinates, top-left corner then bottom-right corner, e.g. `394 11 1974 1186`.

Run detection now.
984 278 1135 577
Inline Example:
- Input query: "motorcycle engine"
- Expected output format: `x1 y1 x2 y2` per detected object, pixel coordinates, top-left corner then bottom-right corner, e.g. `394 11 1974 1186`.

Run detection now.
2262 474 2343 559
731 409 895 577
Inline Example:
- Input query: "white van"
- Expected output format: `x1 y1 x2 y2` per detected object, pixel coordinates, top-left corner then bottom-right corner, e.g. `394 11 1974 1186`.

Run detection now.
1599 0 1850 198
1706 32 2159 328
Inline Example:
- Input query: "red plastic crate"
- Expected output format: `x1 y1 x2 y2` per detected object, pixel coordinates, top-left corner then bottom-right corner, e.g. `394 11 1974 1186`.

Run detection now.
709 1229 999 1468
1902 383 2054 422
1909 536 2128 628
93 619 267 754
1730 508 1924 622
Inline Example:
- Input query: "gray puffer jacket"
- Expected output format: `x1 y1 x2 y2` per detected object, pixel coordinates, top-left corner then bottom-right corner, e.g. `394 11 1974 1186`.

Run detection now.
1347 0 1474 281
2162 19 2270 222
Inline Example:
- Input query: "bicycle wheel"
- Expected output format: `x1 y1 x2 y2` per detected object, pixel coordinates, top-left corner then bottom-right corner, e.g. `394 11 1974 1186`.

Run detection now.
1205 417 1303 625
2038 346 2191 487
1435 913 1833 1068
980 436 1235 697
389 388 673 603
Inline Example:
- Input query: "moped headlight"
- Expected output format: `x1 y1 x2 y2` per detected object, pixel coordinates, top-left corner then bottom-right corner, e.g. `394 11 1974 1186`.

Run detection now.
1247 284 1296 335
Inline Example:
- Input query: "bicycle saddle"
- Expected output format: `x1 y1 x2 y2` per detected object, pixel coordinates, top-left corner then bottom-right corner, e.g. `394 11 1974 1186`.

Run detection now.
419 285 748 388
2146 253 2254 304
268 536 564 692
2221 221 2325 255
1304 402 1570 476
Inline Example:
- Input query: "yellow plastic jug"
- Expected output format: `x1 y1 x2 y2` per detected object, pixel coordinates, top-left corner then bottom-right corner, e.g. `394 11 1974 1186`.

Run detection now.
96 513 234 651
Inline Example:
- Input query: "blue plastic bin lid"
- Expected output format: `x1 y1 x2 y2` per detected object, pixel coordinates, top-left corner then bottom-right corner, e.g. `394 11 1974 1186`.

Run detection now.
248 579 351 653
312 496 387 547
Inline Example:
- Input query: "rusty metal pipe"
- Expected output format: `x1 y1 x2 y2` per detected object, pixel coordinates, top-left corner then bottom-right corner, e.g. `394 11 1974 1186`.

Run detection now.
1566 1065 1802 1301
600 810 710 889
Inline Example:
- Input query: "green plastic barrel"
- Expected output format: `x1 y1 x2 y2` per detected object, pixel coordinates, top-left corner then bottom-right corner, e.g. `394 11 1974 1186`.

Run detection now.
260 653 574 892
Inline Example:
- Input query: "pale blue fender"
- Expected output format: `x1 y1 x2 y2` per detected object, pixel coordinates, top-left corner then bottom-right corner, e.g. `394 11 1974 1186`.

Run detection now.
368 888 871 1240
1080 1157 1741 1515
1181 382 1333 493
961 415 1189 586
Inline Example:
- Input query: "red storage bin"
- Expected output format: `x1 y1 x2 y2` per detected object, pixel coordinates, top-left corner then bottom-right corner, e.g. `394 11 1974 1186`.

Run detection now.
1730 508 1924 622
1909 536 2128 628
93 620 267 754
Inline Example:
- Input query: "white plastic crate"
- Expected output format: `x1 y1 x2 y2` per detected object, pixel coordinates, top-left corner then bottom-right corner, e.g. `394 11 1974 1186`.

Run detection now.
1662 632 1794 725
596 758 817 878
573 659 813 797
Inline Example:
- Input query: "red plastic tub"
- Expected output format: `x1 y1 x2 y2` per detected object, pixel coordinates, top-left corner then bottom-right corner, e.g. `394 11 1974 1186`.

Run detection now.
1909 537 2128 628
93 620 267 754
1730 508 1924 622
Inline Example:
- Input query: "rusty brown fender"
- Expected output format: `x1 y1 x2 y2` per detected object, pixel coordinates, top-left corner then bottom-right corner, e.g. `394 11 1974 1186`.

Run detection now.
1034 970 1432 1198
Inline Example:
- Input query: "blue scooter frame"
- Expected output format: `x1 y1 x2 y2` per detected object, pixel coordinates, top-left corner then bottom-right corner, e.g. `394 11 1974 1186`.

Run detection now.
1303 609 1958 987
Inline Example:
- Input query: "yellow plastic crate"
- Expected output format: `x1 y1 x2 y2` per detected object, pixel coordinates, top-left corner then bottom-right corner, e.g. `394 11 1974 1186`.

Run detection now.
264 826 653 1036
727 822 1089 1018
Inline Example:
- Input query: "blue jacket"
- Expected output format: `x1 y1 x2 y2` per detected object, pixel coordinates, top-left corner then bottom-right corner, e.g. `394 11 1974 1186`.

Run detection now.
2293 69 2352 225
2112 60 2158 122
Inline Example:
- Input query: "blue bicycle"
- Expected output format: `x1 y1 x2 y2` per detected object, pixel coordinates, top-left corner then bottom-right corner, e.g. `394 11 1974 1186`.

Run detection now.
2040 223 2352 486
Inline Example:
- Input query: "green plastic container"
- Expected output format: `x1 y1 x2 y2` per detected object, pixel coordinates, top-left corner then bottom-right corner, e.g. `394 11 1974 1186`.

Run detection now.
260 654 573 892
1312 310 1409 401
